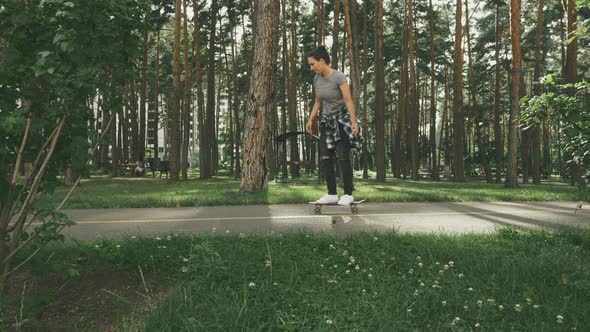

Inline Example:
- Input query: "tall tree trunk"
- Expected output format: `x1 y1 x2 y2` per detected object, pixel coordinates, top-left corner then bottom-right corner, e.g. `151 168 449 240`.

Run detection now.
316 0 325 45
130 80 139 163
280 0 288 178
408 0 419 180
466 0 492 183
395 4 409 179
289 0 300 178
563 0 580 185
204 0 218 179
342 0 362 119
153 31 160 167
494 2 503 183
230 26 241 178
362 1 369 179
240 0 280 192
506 0 522 188
375 0 385 182
193 0 205 178
428 0 439 180
331 0 341 69
181 0 191 180
170 0 182 181
452 0 465 181
531 0 544 184
140 30 148 163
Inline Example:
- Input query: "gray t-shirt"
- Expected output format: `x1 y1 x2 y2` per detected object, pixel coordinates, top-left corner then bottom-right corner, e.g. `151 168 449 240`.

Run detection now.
314 69 348 116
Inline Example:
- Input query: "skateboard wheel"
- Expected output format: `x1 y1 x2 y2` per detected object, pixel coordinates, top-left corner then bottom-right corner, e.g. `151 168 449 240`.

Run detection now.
314 206 322 214
351 205 359 214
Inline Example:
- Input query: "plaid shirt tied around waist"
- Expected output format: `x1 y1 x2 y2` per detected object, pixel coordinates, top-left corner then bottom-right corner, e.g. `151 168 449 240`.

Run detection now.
320 107 364 150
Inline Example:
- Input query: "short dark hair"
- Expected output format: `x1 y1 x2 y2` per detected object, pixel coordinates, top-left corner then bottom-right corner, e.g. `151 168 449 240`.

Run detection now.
307 46 330 65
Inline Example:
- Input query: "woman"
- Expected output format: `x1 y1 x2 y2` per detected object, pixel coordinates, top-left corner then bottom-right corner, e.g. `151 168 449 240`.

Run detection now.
306 46 361 205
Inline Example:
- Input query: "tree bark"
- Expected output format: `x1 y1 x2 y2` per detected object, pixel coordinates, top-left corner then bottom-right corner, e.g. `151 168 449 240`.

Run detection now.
374 0 385 182
170 0 182 181
408 0 419 180
362 1 369 179
289 0 300 178
203 0 218 179
331 0 341 69
240 0 280 192
140 30 148 163
395 3 409 179
493 2 503 183
428 0 439 180
506 0 522 188
530 0 544 184
452 0 465 181
181 0 191 180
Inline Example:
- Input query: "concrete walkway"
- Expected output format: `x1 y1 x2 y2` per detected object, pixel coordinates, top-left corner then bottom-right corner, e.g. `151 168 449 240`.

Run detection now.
56 201 589 240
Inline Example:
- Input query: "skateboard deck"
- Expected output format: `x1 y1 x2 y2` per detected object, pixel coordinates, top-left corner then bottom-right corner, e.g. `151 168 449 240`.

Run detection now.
309 199 366 214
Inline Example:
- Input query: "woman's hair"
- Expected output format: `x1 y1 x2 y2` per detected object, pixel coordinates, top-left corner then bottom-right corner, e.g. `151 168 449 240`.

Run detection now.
307 46 330 65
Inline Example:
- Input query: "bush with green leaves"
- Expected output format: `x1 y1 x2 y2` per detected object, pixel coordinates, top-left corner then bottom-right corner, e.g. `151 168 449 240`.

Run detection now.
521 76 590 184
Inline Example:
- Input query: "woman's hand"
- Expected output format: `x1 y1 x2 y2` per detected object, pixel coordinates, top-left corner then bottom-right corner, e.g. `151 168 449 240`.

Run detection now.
306 119 314 134
351 120 359 136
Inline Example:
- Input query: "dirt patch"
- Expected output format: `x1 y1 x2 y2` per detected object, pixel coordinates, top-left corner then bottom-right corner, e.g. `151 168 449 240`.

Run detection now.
2 269 170 331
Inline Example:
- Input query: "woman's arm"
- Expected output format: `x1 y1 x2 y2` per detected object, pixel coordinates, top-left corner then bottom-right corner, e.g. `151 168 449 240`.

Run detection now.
306 96 321 134
339 82 359 135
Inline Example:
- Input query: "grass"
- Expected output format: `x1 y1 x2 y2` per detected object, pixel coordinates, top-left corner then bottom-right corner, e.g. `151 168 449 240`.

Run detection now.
6 229 590 331
44 170 590 209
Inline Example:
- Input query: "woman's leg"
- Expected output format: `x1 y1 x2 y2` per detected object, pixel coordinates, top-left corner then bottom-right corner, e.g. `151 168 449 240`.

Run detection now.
320 124 337 194
336 125 353 195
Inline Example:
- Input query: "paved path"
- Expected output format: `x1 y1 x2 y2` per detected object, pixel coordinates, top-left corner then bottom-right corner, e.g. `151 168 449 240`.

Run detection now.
55 201 589 240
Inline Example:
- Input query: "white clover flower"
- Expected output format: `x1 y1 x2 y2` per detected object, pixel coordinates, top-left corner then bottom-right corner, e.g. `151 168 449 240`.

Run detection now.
273 282 278 286
409 269 414 274
418 263 424 268
320 264 324 268
533 304 540 309
449 261 454 267
487 298 495 304
526 298 533 305
454 317 461 322
420 282 425 287
362 289 367 293
183 258 189 262
264 259 272 267
329 244 336 250
225 230 230 234
326 319 333 325
468 287 474 292
416 256 422 261
131 235 137 239
368 274 373 279
181 267 188 273
435 261 440 265
342 250 349 256
407 309 412 313
306 234 310 238
475 323 481 328
557 315 564 324
477 300 483 307
464 306 469 310
248 282 256 288
355 265 360 271
439 270 444 275
166 235 172 241
458 273 465 278
155 237 161 241
116 244 121 248
95 245 100 249
239 233 246 238
212 227 217 232
498 305 505 311
441 300 447 306
346 270 351 274
373 237 378 241
444 265 449 270
333 264 338 268
515 304 522 312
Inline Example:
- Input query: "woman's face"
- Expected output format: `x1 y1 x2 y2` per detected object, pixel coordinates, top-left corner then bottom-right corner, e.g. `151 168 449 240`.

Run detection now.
308 57 326 74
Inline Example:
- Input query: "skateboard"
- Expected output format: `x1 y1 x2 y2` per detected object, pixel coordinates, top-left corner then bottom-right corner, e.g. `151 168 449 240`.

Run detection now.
309 199 366 214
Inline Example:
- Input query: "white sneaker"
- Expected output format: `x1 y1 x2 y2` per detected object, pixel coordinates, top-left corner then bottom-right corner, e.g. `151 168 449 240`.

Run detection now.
338 194 355 206
316 193 339 204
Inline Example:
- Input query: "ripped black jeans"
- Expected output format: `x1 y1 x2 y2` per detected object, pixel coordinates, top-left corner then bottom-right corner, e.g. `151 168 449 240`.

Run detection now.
320 122 353 195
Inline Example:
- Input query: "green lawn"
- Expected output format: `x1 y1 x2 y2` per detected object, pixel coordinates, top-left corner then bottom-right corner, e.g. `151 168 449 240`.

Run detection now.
45 171 589 209
9 229 590 330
